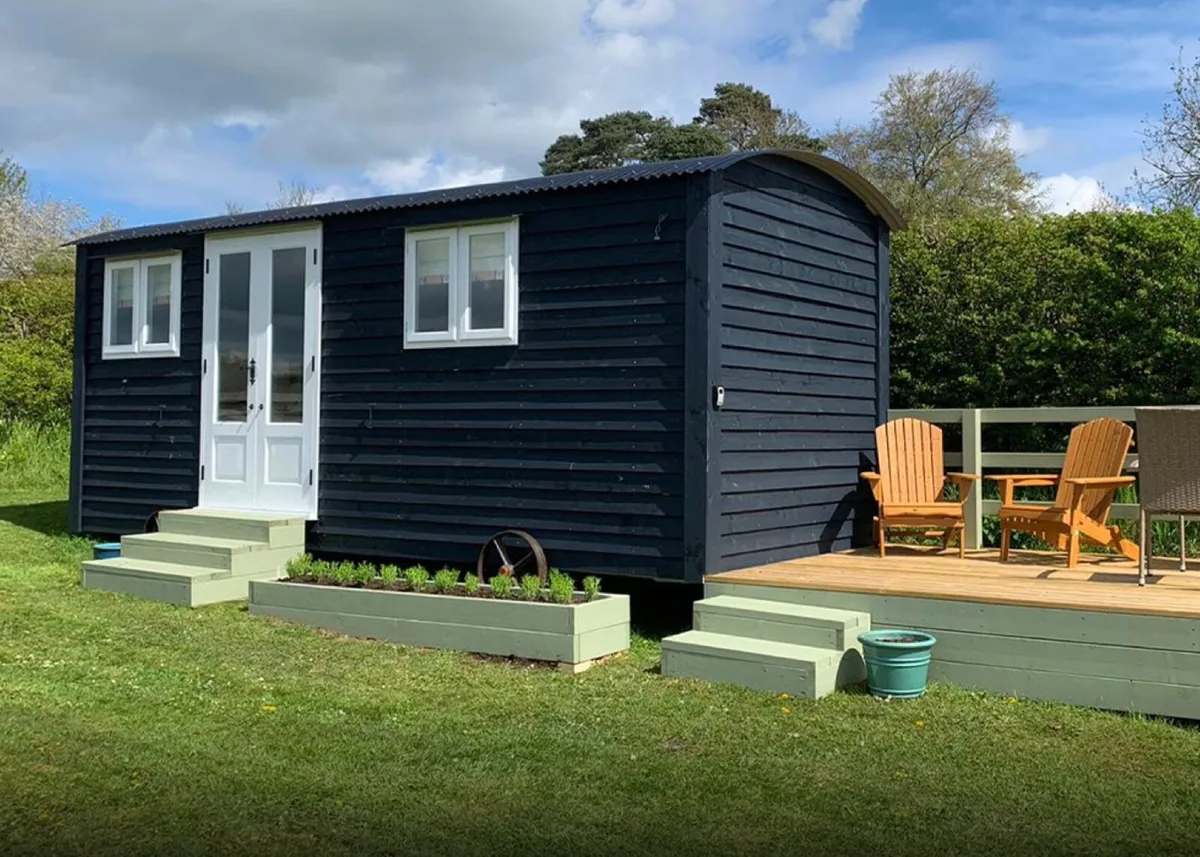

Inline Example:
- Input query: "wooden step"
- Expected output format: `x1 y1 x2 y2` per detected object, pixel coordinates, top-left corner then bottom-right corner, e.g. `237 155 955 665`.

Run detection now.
694 595 870 650
120 532 293 576
81 556 289 608
660 630 866 699
156 508 306 548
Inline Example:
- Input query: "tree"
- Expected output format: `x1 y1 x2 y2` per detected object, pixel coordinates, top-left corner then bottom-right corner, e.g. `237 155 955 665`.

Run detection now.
0 152 123 279
825 67 1040 222
268 180 318 209
0 151 26 198
1137 47 1200 210
540 111 720 175
693 82 822 152
538 84 821 175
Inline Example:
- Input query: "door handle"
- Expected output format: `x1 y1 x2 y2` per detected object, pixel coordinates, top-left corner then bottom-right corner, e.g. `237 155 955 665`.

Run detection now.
248 358 257 385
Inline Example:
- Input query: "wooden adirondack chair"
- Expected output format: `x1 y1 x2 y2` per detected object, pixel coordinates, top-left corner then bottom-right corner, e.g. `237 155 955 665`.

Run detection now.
861 418 979 558
988 417 1138 568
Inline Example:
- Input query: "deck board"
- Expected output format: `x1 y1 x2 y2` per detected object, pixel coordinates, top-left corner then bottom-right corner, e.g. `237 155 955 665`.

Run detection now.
706 547 1200 619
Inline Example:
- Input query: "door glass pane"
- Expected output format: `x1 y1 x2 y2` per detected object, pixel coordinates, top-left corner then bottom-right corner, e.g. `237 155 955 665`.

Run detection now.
217 252 251 423
271 247 306 424
145 262 172 344
414 237 450 333
110 267 134 345
468 232 505 331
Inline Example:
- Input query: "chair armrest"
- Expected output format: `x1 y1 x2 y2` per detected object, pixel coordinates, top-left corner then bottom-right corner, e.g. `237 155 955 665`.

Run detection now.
944 472 979 502
987 473 1059 506
860 471 883 503
1062 476 1136 488
985 474 1060 487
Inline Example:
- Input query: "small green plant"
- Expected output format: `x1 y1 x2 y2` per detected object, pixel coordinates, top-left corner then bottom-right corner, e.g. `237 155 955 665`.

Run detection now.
463 572 480 595
379 564 400 587
489 573 513 599
404 565 429 592
519 574 542 601
332 561 357 585
312 560 335 585
285 553 315 580
547 568 574 604
354 562 377 586
582 576 601 601
432 567 459 593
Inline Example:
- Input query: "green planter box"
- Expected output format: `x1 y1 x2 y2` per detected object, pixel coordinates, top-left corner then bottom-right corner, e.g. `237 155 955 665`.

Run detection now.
248 580 631 670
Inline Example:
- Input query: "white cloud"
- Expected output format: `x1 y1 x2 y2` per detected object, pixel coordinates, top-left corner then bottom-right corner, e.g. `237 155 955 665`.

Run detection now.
1038 172 1120 213
809 0 867 50
365 156 507 195
1006 121 1052 156
590 0 678 31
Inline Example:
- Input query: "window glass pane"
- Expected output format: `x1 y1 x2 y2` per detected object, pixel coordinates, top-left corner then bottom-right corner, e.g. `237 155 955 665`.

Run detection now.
468 232 506 331
217 252 251 423
145 263 172 344
270 247 306 424
414 237 450 333
110 267 134 346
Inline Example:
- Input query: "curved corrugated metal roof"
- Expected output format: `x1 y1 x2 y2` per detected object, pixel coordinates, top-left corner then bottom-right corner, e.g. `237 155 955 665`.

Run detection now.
71 149 904 245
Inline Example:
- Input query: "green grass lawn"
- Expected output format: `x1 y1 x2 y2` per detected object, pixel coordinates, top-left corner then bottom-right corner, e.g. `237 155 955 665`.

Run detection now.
5 438 1200 856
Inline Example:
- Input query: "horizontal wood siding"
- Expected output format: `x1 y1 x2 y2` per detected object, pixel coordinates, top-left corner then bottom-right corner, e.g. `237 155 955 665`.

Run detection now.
77 235 203 535
313 180 689 579
715 155 882 571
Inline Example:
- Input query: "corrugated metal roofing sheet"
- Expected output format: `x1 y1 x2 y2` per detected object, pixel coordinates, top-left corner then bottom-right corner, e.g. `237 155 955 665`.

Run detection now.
71 149 904 245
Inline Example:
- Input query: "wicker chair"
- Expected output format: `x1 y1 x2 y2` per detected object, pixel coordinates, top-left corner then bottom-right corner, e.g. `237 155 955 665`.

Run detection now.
1133 406 1200 586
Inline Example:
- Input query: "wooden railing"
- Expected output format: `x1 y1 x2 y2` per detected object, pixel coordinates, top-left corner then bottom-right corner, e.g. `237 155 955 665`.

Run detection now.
887 406 1143 550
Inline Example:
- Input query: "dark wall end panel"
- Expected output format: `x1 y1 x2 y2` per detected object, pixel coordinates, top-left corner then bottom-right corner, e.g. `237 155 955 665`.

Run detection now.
76 235 204 536
713 155 886 572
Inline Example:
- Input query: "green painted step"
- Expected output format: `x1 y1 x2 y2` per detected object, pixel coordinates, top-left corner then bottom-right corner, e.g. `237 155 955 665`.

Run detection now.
694 595 870 650
81 557 229 583
81 557 288 608
121 532 293 575
660 630 867 699
156 508 307 548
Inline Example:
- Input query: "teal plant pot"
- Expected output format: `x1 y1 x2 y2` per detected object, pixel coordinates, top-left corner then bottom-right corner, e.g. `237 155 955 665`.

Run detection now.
857 629 936 699
93 542 121 560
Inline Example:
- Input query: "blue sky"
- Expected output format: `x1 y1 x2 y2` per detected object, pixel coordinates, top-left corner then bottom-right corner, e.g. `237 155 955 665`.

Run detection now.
1 0 1195 229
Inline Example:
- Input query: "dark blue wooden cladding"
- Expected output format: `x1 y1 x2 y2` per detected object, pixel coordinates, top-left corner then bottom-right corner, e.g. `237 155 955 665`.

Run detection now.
69 152 891 583
714 155 883 571
310 180 690 579
77 235 203 535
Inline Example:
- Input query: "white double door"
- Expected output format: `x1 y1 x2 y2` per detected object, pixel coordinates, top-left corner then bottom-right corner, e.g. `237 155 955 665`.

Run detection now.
199 225 321 517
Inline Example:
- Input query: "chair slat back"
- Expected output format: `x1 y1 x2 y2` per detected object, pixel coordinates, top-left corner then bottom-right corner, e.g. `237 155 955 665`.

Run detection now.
876 418 944 505
1054 417 1133 520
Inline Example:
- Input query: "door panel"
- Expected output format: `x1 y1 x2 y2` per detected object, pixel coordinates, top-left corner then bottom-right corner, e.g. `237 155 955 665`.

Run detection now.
199 226 321 518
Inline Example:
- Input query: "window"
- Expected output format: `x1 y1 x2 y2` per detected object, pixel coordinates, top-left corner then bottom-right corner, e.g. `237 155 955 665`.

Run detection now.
403 218 519 348
102 253 182 359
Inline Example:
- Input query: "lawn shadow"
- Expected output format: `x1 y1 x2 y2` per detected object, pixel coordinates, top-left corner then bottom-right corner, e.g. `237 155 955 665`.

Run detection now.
0 499 70 539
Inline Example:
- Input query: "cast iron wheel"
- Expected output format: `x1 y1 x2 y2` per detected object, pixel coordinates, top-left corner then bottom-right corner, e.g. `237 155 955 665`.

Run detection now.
476 529 548 583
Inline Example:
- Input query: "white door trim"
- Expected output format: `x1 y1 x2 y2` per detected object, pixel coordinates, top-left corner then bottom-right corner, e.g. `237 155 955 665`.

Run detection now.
199 225 322 519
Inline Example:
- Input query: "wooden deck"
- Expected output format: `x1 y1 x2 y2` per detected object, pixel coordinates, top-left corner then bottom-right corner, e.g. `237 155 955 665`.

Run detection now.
703 547 1200 720
707 547 1200 619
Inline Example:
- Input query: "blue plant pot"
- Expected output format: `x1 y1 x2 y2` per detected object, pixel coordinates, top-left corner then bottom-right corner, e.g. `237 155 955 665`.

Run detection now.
93 541 121 560
857 629 937 699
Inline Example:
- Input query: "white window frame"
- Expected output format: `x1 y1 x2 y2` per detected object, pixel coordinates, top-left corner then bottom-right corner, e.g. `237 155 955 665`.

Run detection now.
102 252 183 359
403 217 519 349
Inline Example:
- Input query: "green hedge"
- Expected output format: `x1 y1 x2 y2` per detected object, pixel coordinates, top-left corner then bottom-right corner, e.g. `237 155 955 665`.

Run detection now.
890 209 1200 411
0 259 73 426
